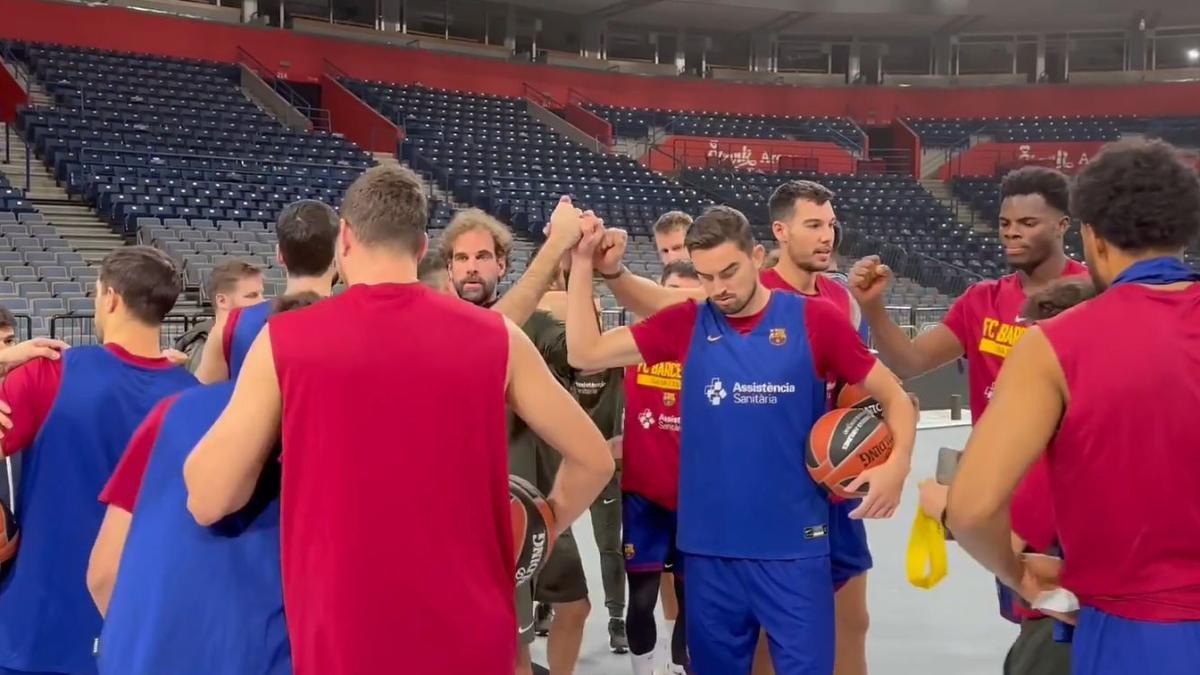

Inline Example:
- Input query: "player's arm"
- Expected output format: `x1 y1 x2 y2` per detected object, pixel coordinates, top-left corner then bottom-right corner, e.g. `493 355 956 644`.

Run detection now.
0 343 70 457
850 256 963 378
593 228 703 317
506 318 614 532
490 196 586 326
947 328 1065 590
184 331 282 526
194 314 230 384
566 241 648 371
87 507 131 616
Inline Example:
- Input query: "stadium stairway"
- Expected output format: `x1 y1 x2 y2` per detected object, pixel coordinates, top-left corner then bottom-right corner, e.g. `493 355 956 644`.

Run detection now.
0 137 123 264
919 178 992 233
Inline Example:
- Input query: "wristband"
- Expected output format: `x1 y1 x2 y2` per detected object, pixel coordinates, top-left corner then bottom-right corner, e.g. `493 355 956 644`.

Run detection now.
599 266 626 281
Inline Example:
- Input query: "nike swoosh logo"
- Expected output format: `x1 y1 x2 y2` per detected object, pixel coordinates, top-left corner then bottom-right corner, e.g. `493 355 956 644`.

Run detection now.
706 335 722 342
602 498 616 505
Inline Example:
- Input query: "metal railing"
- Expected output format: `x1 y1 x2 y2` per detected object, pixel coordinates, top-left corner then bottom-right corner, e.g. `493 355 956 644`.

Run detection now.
10 314 33 341
49 312 209 347
237 47 332 130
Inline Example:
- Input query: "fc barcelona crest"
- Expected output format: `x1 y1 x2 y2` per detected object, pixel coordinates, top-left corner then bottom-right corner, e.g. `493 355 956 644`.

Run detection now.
769 328 787 346
662 391 677 407
624 543 636 560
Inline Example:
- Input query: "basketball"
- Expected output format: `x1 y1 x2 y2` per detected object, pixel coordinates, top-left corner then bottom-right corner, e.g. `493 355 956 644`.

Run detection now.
509 475 556 587
832 381 883 418
806 408 895 499
0 497 17 566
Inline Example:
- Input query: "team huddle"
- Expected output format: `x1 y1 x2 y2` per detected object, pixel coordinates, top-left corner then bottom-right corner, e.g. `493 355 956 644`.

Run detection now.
0 138 1195 675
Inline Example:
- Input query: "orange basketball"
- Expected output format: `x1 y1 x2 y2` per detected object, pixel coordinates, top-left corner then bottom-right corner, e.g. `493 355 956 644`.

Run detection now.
831 381 882 417
806 408 894 499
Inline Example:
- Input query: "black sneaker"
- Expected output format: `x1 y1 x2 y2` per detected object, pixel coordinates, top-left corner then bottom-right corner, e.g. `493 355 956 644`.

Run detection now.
608 617 629 654
533 602 552 637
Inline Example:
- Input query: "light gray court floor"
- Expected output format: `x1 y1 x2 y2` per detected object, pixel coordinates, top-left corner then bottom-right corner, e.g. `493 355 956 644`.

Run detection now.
531 418 1019 674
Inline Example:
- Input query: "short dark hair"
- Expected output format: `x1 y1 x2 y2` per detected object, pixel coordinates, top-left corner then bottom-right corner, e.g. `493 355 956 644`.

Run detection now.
660 259 698 284
0 306 14 331
685 206 755 255
1021 278 1096 321
653 211 693 235
99 246 182 325
768 180 835 224
271 290 322 315
1001 166 1070 215
340 165 429 252
417 251 448 284
1071 140 1200 252
277 200 338 277
207 259 262 300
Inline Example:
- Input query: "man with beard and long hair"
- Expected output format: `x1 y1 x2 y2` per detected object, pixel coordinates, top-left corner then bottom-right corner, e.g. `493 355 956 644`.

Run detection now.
851 166 1086 675
948 139 1200 675
440 206 613 675
565 206 916 675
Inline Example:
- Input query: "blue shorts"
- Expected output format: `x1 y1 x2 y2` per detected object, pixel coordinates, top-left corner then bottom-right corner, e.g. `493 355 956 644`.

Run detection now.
622 492 681 575
1072 606 1200 675
685 555 834 675
829 498 872 589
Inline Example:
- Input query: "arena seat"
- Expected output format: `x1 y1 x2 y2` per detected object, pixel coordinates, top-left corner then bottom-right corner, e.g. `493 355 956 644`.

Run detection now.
348 81 710 238
908 115 1200 148
587 105 863 151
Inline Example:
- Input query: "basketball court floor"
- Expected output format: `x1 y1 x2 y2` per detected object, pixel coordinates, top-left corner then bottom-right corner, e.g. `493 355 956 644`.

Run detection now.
533 418 1020 674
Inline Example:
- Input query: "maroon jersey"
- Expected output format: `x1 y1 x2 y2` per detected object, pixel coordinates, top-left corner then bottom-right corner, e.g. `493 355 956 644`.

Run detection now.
621 362 682 510
942 259 1088 421
1040 282 1200 621
269 283 515 674
759 269 854 316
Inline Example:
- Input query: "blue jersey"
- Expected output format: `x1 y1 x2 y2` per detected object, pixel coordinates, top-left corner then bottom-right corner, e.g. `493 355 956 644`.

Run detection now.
99 382 290 675
677 293 836 559
227 301 272 379
0 346 195 674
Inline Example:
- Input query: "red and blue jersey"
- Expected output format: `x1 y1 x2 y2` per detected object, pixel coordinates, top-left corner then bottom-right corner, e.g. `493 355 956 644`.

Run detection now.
224 300 272 380
630 292 876 559
0 345 195 674
97 382 290 675
621 361 682 511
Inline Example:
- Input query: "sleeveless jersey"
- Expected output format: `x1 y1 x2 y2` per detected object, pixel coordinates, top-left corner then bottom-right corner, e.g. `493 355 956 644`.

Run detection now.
679 293 837 559
269 283 515 674
225 300 272 380
0 346 195 674
1041 283 1200 621
98 382 290 675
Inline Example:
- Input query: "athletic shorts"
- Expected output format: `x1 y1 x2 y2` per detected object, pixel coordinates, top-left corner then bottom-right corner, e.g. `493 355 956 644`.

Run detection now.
533 527 588 604
1003 617 1071 675
829 499 872 589
685 554 834 675
1071 606 1200 675
623 492 682 575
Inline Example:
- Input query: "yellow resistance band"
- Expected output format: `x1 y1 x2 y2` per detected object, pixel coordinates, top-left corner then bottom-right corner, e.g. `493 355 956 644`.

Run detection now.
906 509 948 589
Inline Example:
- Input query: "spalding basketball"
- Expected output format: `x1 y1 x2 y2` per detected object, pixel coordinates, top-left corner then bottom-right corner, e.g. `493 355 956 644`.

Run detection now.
831 381 882 417
510 476 556 587
806 408 894 500
0 497 17 566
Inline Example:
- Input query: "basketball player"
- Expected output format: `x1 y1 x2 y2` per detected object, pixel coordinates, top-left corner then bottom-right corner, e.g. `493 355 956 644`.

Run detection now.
590 181 877 675
0 247 196 675
947 139 1200 674
196 199 339 383
439 207 604 674
654 211 693 265
174 259 265 372
87 292 319 674
565 206 917 674
851 166 1086 672
183 165 614 675
418 251 453 295
623 259 700 675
